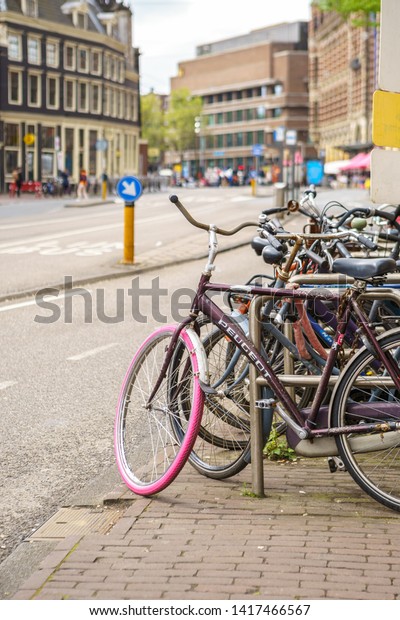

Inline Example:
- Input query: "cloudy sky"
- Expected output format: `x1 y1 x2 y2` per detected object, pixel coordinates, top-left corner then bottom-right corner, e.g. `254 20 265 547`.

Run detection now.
131 0 312 94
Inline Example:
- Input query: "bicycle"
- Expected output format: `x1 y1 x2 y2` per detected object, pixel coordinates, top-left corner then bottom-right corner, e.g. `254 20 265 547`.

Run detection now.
115 194 400 512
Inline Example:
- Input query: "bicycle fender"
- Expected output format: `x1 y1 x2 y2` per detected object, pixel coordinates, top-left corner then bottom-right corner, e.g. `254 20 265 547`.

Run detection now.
183 326 210 386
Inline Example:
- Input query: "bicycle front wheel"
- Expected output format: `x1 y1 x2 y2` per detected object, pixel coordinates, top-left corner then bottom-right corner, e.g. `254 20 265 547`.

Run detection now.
332 330 400 512
114 325 204 496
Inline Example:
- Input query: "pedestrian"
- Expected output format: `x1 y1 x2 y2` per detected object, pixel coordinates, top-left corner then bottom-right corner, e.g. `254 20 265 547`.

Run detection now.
77 169 88 200
60 170 70 195
12 167 23 197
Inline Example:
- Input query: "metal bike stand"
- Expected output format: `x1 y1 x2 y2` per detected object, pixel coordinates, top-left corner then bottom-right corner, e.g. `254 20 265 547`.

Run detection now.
249 295 267 497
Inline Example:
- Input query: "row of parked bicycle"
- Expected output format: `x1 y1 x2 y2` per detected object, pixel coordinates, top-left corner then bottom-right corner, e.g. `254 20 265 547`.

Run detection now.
114 187 400 513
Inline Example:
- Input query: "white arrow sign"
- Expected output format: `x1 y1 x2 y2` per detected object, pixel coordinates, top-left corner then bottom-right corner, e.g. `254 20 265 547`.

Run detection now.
122 181 138 196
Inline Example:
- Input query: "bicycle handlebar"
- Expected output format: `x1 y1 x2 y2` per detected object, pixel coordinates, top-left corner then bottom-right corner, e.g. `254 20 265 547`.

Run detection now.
169 194 259 236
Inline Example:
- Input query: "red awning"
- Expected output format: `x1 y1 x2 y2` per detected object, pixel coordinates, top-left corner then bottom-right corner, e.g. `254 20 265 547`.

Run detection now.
339 152 371 171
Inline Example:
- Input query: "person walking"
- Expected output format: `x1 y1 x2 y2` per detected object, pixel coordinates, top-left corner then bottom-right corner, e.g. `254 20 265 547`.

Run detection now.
12 167 23 197
77 169 88 199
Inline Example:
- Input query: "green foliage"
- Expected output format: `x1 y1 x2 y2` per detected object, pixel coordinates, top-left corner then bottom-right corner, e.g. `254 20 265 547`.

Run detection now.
264 427 297 462
140 93 166 159
314 0 380 14
313 0 380 25
165 88 203 155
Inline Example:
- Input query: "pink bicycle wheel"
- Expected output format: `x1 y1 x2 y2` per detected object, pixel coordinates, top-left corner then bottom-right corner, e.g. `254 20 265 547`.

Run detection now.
114 325 204 495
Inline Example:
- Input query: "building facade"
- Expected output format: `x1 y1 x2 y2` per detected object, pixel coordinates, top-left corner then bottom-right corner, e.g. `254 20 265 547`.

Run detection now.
308 6 379 162
0 0 140 192
170 22 312 178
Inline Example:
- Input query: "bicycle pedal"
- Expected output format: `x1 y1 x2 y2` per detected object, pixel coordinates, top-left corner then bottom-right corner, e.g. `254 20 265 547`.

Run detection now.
327 456 346 473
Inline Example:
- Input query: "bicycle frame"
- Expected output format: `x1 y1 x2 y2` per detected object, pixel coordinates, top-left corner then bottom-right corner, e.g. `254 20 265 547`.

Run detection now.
186 273 400 441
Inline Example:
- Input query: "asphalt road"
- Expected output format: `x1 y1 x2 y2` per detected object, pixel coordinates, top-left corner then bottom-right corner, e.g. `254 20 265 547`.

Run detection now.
0 185 375 591
0 186 274 298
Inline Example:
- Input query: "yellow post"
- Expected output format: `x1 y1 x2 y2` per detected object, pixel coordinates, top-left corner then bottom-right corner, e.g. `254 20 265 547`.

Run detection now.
251 178 257 196
102 180 107 200
123 202 135 264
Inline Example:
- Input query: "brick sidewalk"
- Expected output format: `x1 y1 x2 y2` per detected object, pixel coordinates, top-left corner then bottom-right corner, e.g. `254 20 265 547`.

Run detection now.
13 459 400 601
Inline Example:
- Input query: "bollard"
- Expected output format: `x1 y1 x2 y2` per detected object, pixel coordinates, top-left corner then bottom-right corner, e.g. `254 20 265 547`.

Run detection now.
123 201 135 263
250 178 257 197
116 176 143 265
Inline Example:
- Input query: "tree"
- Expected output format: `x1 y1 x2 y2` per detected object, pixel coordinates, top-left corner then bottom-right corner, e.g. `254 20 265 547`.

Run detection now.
165 88 203 161
140 92 166 166
314 0 380 24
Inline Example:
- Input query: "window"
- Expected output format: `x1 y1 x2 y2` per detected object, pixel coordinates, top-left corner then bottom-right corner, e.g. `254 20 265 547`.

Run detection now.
28 73 41 106
236 110 243 122
76 12 87 29
89 131 97 176
236 132 243 147
226 111 233 123
273 108 282 118
64 45 76 70
246 132 253 146
78 82 88 112
64 80 76 110
5 123 20 146
256 131 264 144
78 48 89 73
46 76 58 109
245 109 254 121
8 70 22 104
8 34 22 61
27 37 41 64
46 41 59 67
41 126 55 149
216 135 224 148
274 83 283 95
91 51 101 75
65 128 74 177
22 0 38 17
226 134 233 147
257 106 266 119
91 84 101 114
216 112 223 125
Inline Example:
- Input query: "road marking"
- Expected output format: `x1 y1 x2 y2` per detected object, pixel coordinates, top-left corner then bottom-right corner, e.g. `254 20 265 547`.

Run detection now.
67 342 119 361
0 381 17 391
0 289 90 313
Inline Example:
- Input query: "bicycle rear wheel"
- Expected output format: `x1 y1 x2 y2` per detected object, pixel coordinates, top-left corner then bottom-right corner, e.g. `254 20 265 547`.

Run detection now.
114 325 204 496
332 330 400 512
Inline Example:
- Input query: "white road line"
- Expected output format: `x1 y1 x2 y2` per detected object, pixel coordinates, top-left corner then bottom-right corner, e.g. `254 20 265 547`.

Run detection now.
0 205 217 250
67 342 119 361
230 196 253 202
0 289 90 313
0 381 17 391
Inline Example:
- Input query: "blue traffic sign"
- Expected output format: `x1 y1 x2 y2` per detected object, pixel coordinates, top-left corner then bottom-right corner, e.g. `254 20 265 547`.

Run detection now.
252 144 264 157
95 139 108 151
306 160 324 185
116 176 143 202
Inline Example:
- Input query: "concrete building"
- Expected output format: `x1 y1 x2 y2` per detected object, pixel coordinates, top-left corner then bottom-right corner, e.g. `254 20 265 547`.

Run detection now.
0 0 140 192
308 5 379 163
170 22 311 179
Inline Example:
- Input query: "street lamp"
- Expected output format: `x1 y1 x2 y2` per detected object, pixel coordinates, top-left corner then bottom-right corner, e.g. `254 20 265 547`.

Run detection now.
194 115 201 178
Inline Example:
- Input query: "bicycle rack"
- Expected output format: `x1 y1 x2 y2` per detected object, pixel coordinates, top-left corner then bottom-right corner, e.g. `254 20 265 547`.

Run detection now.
247 281 400 497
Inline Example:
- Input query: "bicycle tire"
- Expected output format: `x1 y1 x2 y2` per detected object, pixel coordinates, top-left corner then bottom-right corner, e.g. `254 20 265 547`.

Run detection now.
114 325 204 496
171 316 273 479
332 329 400 512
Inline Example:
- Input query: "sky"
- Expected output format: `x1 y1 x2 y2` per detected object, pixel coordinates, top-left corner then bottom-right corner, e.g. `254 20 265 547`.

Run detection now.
131 0 313 94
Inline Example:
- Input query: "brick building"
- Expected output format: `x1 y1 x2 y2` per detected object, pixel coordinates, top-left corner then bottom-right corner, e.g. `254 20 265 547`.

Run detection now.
170 22 312 178
308 6 379 163
0 0 140 192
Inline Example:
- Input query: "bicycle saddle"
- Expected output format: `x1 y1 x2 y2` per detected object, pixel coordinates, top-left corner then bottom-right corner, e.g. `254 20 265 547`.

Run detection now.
332 257 397 279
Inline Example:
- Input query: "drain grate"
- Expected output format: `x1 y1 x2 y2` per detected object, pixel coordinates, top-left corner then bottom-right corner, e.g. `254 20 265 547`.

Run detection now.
28 507 122 541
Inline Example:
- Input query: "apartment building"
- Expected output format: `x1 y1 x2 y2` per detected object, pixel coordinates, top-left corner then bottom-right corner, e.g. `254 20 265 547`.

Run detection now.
170 22 311 177
0 0 140 192
308 5 379 162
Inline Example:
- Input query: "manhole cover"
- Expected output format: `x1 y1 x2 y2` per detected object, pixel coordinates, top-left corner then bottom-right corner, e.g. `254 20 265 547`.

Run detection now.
28 507 121 540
